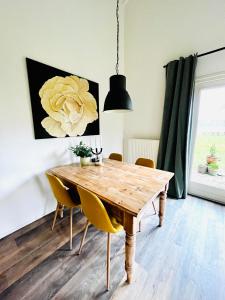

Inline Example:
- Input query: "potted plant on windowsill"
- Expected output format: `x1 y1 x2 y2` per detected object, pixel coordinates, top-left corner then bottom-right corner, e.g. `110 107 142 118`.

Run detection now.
208 162 219 176
207 144 218 164
69 141 92 166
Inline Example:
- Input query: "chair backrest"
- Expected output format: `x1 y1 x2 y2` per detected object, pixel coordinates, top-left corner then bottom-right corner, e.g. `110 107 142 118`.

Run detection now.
135 157 155 168
77 186 117 233
46 173 75 208
109 153 123 162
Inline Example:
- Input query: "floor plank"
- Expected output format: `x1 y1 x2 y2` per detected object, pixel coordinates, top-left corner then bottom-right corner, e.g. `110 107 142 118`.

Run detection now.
0 209 85 294
0 196 225 300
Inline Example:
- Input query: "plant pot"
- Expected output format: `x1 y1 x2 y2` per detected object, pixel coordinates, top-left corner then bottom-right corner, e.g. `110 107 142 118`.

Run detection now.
208 168 218 176
80 157 90 167
206 155 217 164
198 164 207 174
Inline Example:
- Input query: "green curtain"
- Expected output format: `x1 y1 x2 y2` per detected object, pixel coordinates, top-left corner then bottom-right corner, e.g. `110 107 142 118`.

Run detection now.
157 55 197 198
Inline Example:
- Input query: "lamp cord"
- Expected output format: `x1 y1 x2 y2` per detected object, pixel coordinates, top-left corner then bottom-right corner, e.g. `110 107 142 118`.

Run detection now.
116 0 119 75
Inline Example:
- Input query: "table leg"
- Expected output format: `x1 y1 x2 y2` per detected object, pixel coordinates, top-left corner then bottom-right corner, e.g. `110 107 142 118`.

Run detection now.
159 184 168 227
124 213 136 284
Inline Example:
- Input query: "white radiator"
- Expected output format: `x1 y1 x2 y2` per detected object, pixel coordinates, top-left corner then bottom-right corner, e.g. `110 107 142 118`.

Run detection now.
127 138 159 165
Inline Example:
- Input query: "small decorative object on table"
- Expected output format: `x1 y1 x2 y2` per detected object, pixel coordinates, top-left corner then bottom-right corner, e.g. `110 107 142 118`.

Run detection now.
91 147 103 166
69 141 92 166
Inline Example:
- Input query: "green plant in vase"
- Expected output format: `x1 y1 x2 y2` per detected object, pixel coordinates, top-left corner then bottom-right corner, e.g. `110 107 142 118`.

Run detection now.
208 162 219 176
69 141 92 166
207 144 218 164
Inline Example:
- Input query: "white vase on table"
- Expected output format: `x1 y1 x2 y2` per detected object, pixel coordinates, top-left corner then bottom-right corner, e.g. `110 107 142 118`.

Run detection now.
80 157 90 167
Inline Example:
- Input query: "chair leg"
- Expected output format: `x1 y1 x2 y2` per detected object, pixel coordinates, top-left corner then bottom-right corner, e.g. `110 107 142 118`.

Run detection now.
107 232 111 291
52 203 59 231
78 220 89 255
152 201 157 215
138 220 142 232
60 205 64 218
70 208 73 250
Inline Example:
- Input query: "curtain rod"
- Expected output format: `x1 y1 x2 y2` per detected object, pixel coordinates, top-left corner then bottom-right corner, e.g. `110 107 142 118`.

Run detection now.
163 46 225 68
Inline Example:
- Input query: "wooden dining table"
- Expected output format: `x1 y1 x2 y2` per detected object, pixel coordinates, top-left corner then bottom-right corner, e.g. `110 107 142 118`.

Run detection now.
48 158 174 284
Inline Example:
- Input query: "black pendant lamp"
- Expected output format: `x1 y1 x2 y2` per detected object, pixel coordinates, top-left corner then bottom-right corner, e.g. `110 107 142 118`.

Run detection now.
103 0 133 112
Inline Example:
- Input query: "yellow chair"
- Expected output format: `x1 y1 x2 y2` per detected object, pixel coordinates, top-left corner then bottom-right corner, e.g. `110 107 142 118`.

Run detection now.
135 158 156 231
77 186 123 291
109 152 123 162
135 157 155 168
46 173 80 250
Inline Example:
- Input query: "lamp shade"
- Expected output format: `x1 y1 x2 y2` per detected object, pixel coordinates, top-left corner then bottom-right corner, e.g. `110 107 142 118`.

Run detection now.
103 75 133 112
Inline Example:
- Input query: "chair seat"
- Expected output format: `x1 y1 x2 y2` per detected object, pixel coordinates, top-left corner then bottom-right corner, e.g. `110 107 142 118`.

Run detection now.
109 216 123 232
46 173 81 250
77 186 124 290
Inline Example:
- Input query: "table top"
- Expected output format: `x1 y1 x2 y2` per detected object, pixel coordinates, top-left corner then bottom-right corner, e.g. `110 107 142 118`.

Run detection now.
48 159 174 217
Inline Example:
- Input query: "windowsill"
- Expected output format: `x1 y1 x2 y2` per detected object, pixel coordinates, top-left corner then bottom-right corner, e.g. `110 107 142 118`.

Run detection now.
190 171 225 190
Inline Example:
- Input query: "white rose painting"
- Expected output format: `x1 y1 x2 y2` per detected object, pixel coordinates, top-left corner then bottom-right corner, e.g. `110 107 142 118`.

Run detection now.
26 58 99 139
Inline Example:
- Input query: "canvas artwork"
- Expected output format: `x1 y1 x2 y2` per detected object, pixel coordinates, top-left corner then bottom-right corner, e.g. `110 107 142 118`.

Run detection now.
26 58 99 139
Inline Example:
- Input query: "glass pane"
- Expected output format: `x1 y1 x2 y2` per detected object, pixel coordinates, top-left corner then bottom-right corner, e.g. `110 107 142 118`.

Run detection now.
191 85 225 189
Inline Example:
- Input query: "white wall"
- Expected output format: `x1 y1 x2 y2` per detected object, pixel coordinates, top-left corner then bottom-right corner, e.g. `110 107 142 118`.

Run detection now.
124 0 225 145
0 0 125 238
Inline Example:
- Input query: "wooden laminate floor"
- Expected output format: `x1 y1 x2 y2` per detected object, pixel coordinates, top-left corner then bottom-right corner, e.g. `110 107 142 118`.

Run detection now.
0 196 225 300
